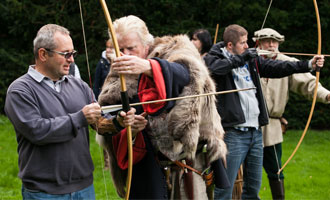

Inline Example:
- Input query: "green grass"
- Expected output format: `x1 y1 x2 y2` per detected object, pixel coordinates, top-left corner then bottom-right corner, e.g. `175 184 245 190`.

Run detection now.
0 115 120 200
259 130 330 199
1 115 329 199
0 116 21 199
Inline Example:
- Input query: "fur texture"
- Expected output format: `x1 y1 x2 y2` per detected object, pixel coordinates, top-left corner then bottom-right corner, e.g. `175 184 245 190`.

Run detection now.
96 35 227 197
146 35 226 162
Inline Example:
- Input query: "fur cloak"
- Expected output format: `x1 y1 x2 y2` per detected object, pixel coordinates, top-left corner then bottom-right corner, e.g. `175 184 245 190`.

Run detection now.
96 34 227 198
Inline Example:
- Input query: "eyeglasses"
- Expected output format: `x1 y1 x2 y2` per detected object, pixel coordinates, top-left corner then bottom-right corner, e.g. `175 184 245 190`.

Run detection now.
45 48 78 59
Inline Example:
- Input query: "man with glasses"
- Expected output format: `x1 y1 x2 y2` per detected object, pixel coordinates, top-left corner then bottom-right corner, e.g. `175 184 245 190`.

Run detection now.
4 24 136 199
44 48 81 79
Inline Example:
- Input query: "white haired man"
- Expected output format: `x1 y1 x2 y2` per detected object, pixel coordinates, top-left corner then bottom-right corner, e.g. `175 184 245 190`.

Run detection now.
96 15 228 199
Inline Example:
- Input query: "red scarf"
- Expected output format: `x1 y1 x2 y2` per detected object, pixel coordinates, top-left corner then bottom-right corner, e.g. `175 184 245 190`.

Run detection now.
138 59 166 114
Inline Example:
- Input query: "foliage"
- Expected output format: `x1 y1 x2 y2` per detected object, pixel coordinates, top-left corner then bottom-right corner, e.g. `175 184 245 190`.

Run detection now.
1 0 330 128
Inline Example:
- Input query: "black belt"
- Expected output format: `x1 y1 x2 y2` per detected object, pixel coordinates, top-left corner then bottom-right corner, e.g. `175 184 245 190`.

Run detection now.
269 116 281 119
224 127 258 132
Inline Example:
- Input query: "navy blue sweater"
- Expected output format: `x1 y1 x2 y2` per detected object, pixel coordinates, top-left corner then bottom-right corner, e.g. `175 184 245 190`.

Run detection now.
5 74 94 194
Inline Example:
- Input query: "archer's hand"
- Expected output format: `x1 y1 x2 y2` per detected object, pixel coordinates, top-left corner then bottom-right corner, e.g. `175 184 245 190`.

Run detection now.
241 48 258 61
326 94 330 102
117 107 136 127
82 103 101 124
112 55 153 77
311 55 325 71
131 112 148 137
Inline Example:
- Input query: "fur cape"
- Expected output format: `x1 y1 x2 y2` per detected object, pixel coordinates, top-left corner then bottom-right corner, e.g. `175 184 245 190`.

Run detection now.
96 34 227 197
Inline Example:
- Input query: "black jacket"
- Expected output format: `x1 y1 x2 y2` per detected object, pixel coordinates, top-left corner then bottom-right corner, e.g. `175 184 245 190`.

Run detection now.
204 42 310 128
105 58 190 199
93 57 111 100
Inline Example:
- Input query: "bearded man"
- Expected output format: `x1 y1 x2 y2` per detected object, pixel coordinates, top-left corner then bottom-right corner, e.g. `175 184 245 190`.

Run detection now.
96 15 228 199
254 28 330 200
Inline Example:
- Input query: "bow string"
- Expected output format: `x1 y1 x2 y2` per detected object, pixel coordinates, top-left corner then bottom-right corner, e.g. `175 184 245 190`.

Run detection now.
278 0 322 174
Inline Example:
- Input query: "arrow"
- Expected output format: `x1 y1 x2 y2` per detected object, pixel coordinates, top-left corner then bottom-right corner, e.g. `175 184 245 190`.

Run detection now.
257 49 330 57
101 87 256 114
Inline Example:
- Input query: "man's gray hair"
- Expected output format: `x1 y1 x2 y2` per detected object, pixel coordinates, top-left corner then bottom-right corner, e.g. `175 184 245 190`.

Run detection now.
110 15 154 47
33 24 70 59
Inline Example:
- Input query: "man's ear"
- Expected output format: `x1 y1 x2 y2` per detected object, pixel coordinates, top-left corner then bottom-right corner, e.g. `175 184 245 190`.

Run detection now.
38 48 48 62
227 42 233 51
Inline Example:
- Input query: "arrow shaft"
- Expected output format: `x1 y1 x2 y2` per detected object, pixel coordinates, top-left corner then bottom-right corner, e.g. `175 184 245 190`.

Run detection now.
101 87 256 113
280 52 330 57
214 24 219 44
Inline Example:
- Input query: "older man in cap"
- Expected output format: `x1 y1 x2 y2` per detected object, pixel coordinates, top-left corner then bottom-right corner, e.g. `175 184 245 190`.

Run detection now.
254 28 330 200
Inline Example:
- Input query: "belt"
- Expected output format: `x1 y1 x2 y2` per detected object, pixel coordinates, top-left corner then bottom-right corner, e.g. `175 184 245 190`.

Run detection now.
224 127 259 132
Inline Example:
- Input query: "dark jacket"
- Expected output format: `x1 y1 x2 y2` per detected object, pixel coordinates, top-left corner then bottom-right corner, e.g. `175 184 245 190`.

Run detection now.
101 58 190 199
93 55 111 100
204 42 310 128
132 59 189 199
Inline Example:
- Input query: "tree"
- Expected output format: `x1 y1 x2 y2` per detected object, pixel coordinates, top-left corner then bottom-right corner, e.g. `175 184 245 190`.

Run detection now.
1 0 329 128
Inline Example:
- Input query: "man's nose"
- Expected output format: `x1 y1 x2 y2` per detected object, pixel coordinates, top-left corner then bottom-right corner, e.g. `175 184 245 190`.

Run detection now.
68 56 74 63
123 49 131 55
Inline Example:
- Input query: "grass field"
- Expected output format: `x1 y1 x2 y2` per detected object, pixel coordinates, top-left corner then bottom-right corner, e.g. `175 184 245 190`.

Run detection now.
0 115 329 199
